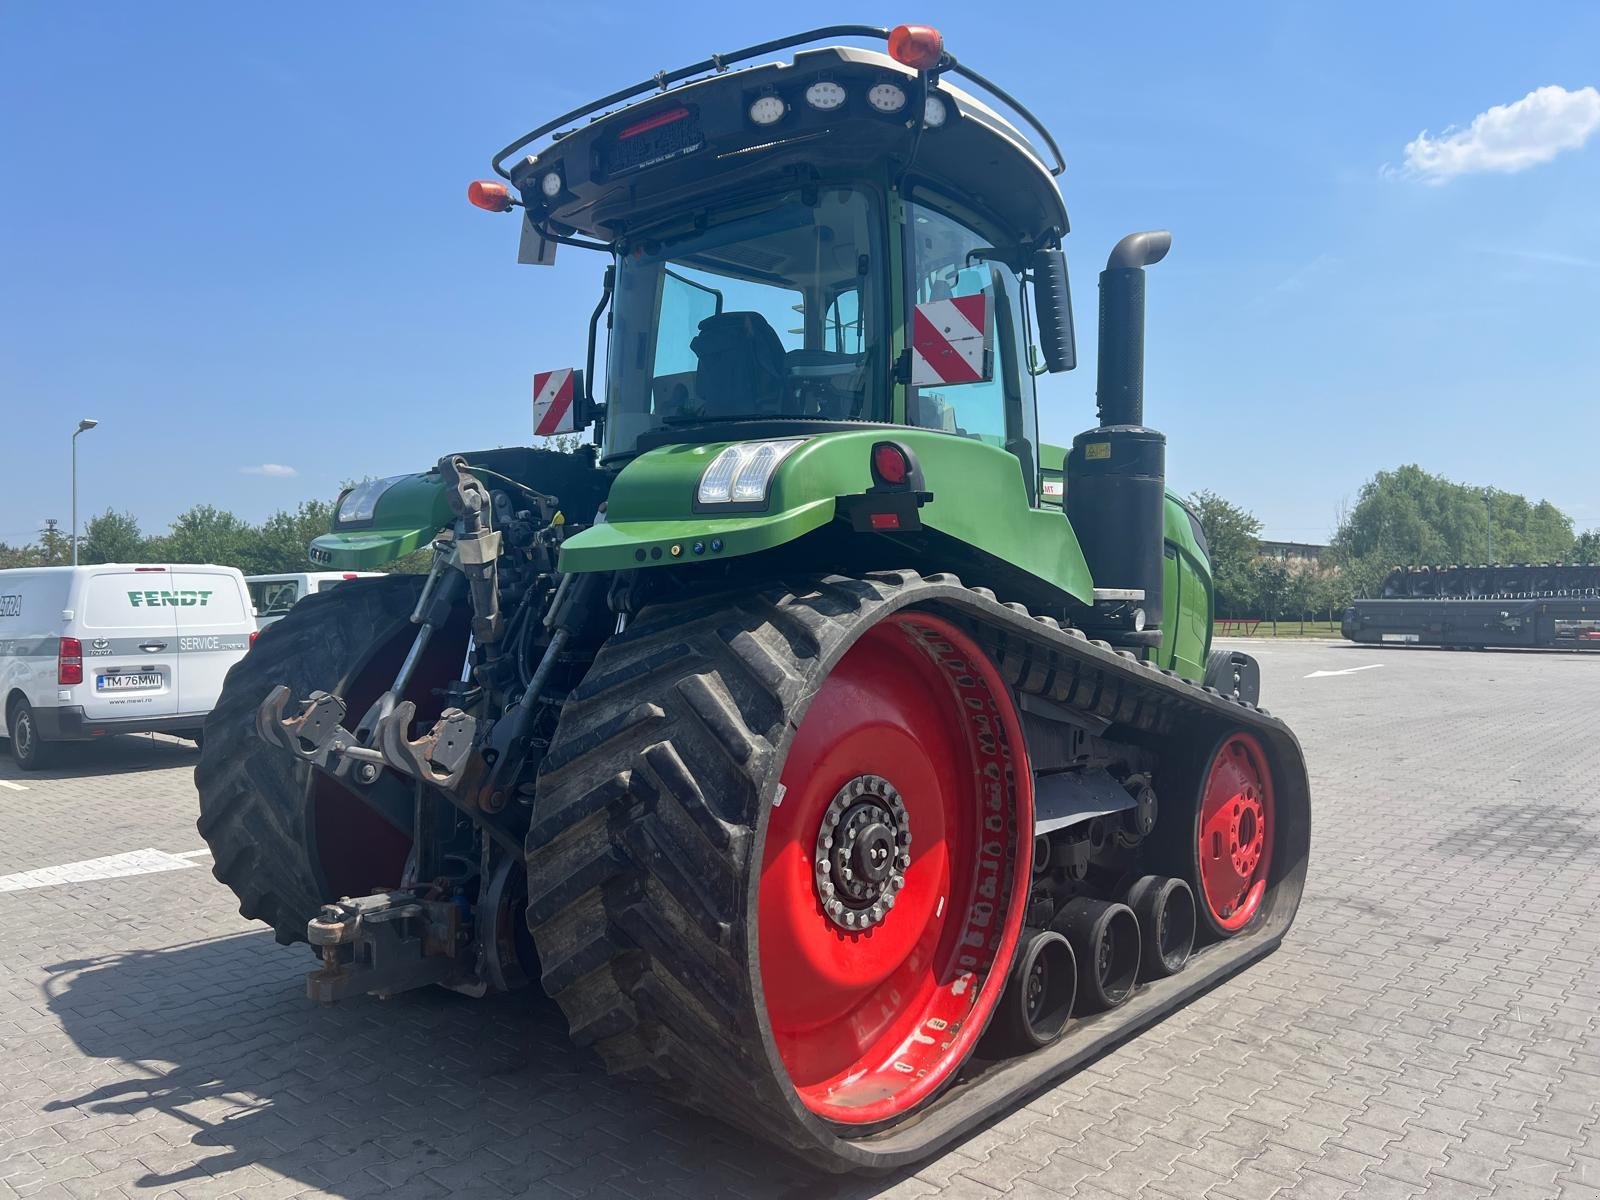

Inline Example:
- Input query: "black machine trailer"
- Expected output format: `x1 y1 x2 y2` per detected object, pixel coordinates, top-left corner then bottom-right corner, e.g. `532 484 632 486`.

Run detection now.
1343 563 1600 650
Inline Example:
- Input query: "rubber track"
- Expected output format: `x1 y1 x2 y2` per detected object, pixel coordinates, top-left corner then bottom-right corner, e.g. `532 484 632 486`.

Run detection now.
195 575 426 945
524 570 1309 1169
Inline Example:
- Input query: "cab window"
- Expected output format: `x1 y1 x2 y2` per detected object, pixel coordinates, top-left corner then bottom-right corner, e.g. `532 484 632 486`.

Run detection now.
906 197 1040 501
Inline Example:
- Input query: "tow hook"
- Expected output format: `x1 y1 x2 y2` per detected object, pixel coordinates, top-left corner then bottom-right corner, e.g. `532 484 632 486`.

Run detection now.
305 892 464 1003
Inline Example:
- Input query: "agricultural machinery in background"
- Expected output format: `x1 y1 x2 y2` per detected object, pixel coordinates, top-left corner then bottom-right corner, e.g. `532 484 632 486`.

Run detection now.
1344 562 1600 650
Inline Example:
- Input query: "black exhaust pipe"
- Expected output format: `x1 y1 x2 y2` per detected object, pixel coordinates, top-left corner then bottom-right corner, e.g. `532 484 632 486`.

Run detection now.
1067 231 1173 632
1095 231 1171 427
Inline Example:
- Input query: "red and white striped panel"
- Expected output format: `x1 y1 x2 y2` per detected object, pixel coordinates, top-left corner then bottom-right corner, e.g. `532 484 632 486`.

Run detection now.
910 293 991 387
532 368 577 436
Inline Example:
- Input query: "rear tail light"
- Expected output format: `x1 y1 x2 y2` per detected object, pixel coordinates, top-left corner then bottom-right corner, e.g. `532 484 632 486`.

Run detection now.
249 631 259 647
59 637 83 686
872 443 911 487
618 106 691 140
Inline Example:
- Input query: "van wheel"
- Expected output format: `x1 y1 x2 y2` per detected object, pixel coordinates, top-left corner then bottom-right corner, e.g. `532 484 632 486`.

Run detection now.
7 698 51 771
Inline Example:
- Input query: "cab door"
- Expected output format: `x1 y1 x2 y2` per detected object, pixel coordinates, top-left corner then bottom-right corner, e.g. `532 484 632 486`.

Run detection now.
77 567 181 722
171 569 253 717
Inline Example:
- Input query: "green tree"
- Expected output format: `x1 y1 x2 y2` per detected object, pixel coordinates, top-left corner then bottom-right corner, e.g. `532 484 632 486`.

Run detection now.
0 541 46 569
149 505 255 569
80 510 149 564
37 520 72 566
255 500 335 573
1572 530 1600 565
1187 490 1263 618
1332 465 1574 567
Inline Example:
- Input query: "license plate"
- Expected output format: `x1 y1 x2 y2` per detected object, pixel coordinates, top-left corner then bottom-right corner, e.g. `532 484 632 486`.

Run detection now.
97 673 163 691
1380 633 1420 644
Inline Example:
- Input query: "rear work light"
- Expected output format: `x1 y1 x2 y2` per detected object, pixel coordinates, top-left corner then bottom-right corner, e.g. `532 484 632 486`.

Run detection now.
468 180 512 212
888 24 944 71
58 637 83 686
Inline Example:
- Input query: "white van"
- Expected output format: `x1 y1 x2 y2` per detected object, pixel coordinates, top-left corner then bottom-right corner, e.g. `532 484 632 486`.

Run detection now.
246 571 381 630
0 563 256 769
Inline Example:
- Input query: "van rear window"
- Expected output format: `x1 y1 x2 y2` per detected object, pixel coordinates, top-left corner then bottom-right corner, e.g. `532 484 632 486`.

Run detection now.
171 573 250 626
83 573 176 630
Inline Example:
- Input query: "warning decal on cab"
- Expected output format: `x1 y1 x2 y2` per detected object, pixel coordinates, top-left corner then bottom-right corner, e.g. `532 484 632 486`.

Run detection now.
533 368 580 436
910 294 992 387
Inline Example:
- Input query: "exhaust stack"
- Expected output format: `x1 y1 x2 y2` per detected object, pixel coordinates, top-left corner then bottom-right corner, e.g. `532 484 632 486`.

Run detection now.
1095 231 1171 427
1067 231 1173 633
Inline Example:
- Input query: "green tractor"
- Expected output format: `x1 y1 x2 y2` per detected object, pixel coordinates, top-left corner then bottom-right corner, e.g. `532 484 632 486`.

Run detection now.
196 24 1309 1171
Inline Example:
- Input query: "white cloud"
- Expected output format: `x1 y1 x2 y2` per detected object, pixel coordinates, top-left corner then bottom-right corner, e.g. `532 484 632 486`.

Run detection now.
1393 84 1600 184
241 463 298 478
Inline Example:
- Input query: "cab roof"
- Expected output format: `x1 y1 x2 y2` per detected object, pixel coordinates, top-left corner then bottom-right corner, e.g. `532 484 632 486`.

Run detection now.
501 40 1071 249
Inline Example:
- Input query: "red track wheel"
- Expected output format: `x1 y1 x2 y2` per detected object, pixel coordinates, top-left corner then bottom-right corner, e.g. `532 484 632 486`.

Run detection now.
757 611 1032 1125
1195 731 1275 935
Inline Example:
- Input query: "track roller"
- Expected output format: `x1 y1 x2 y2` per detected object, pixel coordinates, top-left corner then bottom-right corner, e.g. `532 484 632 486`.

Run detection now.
1124 875 1196 979
983 928 1077 1056
1053 897 1140 1013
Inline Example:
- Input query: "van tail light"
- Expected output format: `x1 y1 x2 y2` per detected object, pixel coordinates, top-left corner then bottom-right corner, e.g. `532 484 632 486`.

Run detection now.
59 637 84 686
249 631 259 647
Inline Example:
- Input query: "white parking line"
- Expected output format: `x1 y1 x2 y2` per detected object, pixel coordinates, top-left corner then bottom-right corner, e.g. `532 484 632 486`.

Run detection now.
0 848 208 893
0 780 27 791
1305 664 1384 679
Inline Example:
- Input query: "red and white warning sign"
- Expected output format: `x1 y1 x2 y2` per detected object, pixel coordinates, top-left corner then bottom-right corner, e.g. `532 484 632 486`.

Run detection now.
532 367 579 435
910 293 991 387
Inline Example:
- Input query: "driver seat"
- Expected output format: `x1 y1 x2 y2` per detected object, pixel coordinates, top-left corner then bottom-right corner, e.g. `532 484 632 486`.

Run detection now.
691 311 788 416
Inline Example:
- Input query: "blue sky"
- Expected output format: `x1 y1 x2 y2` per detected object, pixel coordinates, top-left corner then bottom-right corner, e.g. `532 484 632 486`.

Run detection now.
2 2 1597 546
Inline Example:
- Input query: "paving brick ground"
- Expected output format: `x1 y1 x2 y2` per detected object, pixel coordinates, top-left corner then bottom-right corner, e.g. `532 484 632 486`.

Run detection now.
2 640 1598 1198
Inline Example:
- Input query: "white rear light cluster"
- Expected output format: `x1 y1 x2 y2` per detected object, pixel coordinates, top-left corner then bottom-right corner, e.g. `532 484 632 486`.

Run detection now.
805 81 846 110
867 82 907 114
697 439 804 506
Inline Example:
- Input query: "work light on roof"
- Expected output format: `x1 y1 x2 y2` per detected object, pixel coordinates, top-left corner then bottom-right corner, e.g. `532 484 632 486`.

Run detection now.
805 80 847 111
748 94 787 126
923 95 948 128
867 82 907 114
540 170 563 198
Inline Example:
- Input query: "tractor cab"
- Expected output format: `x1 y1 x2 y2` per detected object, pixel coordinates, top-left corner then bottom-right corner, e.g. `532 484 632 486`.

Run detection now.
476 26 1077 499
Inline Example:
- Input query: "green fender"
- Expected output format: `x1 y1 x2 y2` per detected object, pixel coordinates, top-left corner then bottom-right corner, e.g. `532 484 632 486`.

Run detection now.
308 473 453 570
558 429 1096 605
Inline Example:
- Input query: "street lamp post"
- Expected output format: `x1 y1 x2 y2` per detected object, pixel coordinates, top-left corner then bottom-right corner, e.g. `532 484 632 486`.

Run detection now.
72 418 99 565
1484 488 1494 564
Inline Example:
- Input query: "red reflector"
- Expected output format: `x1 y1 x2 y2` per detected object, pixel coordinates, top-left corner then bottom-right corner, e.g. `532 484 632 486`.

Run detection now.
342 573 358 580
59 636 83 686
467 180 512 212
870 512 902 531
618 106 690 140
888 24 944 71
872 443 910 486
249 630 259 646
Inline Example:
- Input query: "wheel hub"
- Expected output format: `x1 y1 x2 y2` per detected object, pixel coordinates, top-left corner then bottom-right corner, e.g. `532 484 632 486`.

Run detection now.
815 775 912 931
1229 793 1265 877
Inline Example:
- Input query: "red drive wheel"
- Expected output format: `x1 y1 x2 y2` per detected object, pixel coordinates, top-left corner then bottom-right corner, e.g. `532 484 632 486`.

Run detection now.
1195 731 1275 936
757 611 1032 1125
